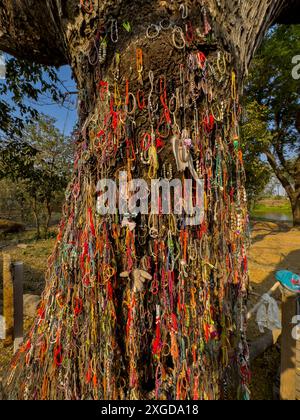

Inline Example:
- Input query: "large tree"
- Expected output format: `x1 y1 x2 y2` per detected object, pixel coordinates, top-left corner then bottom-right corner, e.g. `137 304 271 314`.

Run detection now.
0 0 298 401
0 116 73 237
241 102 272 207
245 25 300 226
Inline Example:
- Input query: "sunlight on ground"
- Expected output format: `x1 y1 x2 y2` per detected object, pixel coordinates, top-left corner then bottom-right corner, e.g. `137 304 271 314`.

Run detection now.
248 221 300 400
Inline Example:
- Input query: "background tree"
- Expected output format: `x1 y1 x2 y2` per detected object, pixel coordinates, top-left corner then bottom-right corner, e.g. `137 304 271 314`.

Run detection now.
0 0 299 401
0 116 73 237
0 56 67 137
245 25 300 226
241 102 272 207
265 176 287 197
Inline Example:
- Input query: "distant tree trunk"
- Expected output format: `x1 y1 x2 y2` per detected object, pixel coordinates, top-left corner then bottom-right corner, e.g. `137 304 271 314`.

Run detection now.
44 199 52 236
291 197 300 227
266 151 300 227
32 197 41 239
0 0 295 401
293 158 300 226
19 197 26 224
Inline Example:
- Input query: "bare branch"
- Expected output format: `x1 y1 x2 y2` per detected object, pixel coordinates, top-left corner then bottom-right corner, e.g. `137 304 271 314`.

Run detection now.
0 0 297 70
276 0 300 24
265 149 295 199
273 139 292 175
0 0 69 65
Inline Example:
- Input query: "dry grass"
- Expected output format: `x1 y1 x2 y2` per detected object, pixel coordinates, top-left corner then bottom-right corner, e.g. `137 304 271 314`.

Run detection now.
0 225 56 385
0 228 56 296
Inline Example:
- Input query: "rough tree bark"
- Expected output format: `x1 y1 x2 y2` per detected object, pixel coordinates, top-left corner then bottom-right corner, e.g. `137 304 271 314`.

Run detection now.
0 0 296 401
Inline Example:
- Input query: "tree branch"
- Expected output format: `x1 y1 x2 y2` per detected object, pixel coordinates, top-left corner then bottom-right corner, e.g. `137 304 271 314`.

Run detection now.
265 149 295 199
0 0 69 65
276 0 300 24
205 0 290 77
0 0 297 71
272 136 294 178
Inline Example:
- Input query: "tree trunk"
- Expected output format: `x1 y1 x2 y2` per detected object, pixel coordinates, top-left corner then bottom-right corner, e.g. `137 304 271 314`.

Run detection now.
19 198 25 224
32 197 41 239
0 0 296 401
293 158 300 227
292 197 300 227
44 199 52 236
265 150 300 227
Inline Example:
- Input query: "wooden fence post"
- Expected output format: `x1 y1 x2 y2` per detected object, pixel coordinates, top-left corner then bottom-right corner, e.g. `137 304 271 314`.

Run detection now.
2 254 24 351
280 290 297 400
13 261 24 353
3 253 14 347
296 298 300 401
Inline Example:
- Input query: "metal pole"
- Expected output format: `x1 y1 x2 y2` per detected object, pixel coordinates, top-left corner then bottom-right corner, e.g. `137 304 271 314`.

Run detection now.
3 253 13 347
13 261 23 353
296 297 300 400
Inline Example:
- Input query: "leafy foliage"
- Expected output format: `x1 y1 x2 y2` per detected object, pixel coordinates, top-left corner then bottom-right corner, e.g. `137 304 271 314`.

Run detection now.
0 57 65 137
243 25 300 223
241 102 272 205
0 116 73 236
247 25 300 152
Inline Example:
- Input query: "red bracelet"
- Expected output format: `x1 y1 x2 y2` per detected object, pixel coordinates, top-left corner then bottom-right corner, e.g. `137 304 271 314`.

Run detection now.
203 114 215 132
80 0 93 14
98 80 109 101
137 89 145 110
141 133 151 151
74 298 83 317
185 21 194 44
54 344 63 367
197 52 207 70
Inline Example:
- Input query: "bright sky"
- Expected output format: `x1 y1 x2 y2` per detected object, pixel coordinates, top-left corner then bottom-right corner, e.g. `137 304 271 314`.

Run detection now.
42 65 78 135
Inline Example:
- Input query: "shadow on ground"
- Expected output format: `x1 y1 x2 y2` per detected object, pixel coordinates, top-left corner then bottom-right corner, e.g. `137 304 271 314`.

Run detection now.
249 222 300 400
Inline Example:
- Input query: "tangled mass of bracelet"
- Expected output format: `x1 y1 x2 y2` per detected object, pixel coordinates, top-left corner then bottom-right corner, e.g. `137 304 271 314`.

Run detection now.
4 1 251 400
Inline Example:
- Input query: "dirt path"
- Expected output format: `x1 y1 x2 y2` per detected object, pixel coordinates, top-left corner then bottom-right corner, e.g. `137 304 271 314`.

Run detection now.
248 221 300 333
249 221 300 400
249 221 300 294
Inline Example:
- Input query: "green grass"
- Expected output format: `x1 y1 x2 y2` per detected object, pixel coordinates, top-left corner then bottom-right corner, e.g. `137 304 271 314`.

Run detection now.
251 197 292 214
0 226 57 298
252 203 292 215
250 198 293 222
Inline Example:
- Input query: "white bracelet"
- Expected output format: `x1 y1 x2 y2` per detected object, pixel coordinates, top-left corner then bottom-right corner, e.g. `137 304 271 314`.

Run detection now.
159 19 171 31
172 26 186 50
99 39 107 64
147 24 160 39
126 92 137 116
111 19 119 43
179 4 188 19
